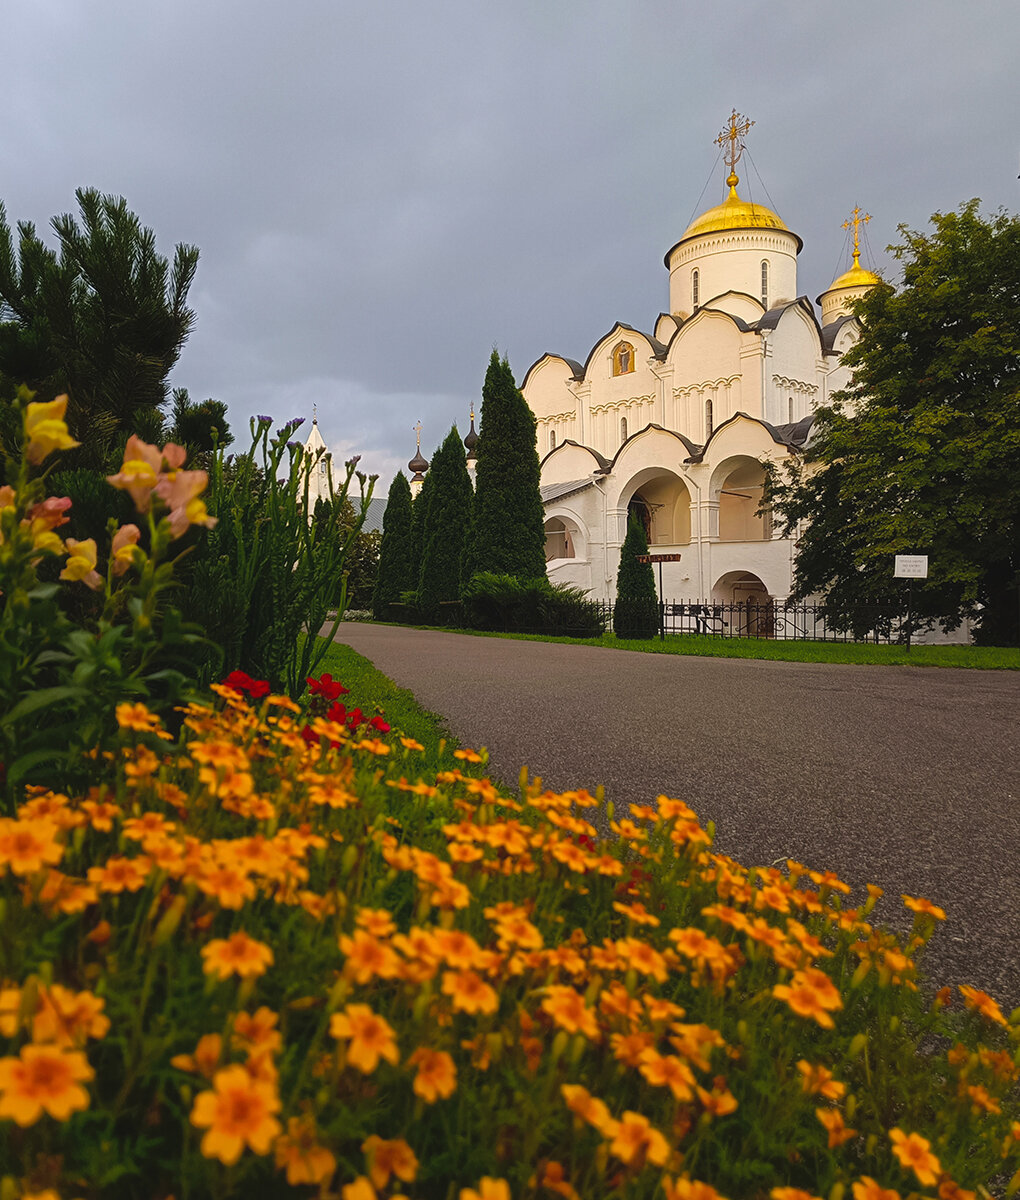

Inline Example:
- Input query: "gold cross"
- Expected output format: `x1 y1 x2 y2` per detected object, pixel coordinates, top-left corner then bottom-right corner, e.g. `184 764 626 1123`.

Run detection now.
842 205 871 268
715 109 755 185
413 419 423 450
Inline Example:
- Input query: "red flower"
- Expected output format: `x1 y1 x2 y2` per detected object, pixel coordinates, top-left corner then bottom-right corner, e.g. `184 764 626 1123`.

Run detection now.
306 673 350 701
345 708 365 730
369 715 391 733
327 702 348 723
223 670 271 699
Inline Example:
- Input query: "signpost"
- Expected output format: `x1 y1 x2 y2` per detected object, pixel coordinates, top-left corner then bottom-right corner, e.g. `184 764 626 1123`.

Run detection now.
893 555 928 653
636 553 682 641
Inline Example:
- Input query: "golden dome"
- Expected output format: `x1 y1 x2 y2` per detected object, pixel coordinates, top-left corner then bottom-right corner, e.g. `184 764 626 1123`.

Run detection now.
824 261 880 293
679 181 794 244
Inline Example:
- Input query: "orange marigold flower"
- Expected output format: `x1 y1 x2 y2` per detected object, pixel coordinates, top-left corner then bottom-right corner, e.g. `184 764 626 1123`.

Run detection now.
816 1107 857 1148
190 1064 281 1165
771 1190 823 1200
408 1047 457 1103
0 818 63 876
342 1178 377 1200
442 970 498 1015
356 907 397 937
808 869 851 894
362 1135 419 1189
639 1049 696 1101
86 855 150 893
615 937 668 982
938 1180 976 1200
697 1081 739 1117
115 702 164 733
339 929 401 983
958 985 1008 1026
274 1114 337 1185
461 1179 510 1200
851 1178 901 1200
434 928 485 969
453 747 483 762
81 798 122 831
541 986 600 1040
902 894 947 920
664 1178 728 1200
201 932 274 980
171 1033 223 1078
330 1004 399 1073
889 1128 941 1187
613 900 661 927
609 1110 671 1167
400 736 425 751
33 985 109 1047
0 1044 93 1125
773 968 843 1027
233 1008 282 1056
561 1083 617 1136
797 1060 846 1100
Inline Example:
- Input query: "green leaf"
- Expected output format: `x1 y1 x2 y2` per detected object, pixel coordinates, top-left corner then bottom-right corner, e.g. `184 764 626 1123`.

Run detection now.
1 684 88 727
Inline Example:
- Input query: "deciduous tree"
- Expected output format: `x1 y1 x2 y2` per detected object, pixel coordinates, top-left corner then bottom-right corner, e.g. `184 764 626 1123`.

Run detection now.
767 200 1020 644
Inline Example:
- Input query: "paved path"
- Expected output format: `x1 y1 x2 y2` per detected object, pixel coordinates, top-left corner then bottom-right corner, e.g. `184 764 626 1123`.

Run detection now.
333 624 1020 1004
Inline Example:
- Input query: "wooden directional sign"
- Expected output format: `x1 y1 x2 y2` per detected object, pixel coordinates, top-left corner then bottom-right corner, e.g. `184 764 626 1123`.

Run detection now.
636 553 683 563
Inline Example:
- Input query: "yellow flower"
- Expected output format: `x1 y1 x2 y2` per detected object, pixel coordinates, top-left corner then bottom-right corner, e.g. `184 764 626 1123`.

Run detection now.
902 894 947 920
189 1064 282 1165
60 537 103 589
609 1110 671 1168
0 817 63 876
773 968 843 1027
0 1044 93 1125
442 970 498 1015
408 1047 457 1103
362 1135 419 1189
200 932 274 980
958 985 1008 1026
561 1083 617 1136
851 1178 901 1200
541 986 600 1040
25 395 79 463
771 1190 823 1200
330 1004 399 1074
461 1179 510 1200
816 1107 857 1148
797 1059 846 1100
888 1128 942 1187
274 1115 337 1185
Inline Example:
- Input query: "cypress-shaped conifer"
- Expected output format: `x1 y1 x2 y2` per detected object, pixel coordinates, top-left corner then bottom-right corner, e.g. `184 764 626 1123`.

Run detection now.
408 467 434 595
372 471 415 619
614 514 659 638
418 427 474 620
464 351 547 583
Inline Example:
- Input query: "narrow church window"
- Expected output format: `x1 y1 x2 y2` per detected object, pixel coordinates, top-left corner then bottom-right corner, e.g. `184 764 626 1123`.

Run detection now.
788 396 794 424
620 416 628 442
613 342 634 376
692 269 700 310
705 398 713 438
761 260 769 309
550 429 556 451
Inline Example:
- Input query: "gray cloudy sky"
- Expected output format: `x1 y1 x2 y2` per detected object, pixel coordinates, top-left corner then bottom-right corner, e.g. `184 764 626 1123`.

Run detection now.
3 0 1018 487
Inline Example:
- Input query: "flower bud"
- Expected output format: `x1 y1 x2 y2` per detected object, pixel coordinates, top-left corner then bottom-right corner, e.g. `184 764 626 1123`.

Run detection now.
829 1184 844 1200
151 894 188 947
848 1033 868 1057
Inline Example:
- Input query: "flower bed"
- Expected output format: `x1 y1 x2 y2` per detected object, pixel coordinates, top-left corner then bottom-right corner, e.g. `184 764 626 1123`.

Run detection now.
2 396 1019 1199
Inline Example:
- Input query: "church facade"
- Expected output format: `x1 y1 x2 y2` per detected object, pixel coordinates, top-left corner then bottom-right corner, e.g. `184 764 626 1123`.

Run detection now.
523 114 878 607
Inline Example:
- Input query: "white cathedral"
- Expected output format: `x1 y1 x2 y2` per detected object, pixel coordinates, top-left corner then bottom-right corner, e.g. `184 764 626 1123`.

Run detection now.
522 112 880 608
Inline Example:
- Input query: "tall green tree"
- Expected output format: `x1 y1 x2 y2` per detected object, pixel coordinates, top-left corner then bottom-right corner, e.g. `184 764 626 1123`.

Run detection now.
166 388 233 455
409 467 434 595
372 471 415 619
464 350 547 583
614 514 658 638
0 188 199 467
766 200 1020 644
418 427 473 620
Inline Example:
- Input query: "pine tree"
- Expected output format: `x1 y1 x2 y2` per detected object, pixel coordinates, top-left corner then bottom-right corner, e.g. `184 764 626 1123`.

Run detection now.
418 428 474 620
614 515 659 638
464 350 547 583
408 468 434 597
0 188 199 468
372 471 415 619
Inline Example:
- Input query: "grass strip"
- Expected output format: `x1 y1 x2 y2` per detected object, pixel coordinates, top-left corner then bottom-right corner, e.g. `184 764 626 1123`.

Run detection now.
363 622 1020 669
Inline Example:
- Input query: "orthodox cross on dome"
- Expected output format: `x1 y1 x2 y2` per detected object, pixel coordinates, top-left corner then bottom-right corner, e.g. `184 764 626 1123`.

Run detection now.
413 418 423 450
716 109 755 189
312 402 317 424
842 205 871 269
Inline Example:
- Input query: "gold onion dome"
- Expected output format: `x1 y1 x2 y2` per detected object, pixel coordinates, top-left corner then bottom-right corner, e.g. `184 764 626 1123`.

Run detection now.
679 175 795 244
825 261 880 292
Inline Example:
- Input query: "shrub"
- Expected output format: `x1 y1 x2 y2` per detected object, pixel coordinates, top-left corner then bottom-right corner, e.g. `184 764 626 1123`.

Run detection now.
615 514 659 638
176 416 376 696
463 571 605 637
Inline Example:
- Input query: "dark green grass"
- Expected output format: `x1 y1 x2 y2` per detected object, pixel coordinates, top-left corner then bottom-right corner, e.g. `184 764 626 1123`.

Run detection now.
363 622 1020 669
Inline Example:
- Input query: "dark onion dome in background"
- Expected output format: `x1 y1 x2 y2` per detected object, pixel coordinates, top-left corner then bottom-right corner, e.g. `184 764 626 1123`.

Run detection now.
464 408 479 460
408 431 430 483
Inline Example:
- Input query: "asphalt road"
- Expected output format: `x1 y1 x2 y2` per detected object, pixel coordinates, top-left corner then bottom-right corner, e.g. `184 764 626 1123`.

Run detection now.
333 623 1020 1006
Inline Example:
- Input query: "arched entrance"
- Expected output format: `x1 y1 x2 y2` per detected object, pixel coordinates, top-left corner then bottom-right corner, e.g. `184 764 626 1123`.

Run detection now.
712 571 775 637
712 458 772 542
620 470 692 547
544 516 579 561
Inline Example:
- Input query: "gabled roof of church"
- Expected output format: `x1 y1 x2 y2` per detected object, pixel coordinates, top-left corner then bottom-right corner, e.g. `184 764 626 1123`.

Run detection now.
578 323 668 378
820 313 857 355
684 411 814 462
540 477 597 504
519 353 585 390
539 439 610 471
752 296 821 336
608 423 702 470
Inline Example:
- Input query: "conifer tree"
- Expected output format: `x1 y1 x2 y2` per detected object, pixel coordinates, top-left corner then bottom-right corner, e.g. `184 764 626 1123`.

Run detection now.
418 428 473 620
464 351 547 583
372 471 415 619
408 468 434 597
614 514 659 638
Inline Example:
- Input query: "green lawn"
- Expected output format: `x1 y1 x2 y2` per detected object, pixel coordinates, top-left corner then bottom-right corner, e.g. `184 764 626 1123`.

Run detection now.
362 623 1020 669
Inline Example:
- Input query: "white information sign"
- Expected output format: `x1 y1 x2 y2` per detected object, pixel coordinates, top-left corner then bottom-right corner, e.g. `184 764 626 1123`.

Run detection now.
894 555 929 579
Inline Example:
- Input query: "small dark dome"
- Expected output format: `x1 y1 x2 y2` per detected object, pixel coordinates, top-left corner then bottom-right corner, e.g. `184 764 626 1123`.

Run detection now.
464 415 479 458
408 449 429 475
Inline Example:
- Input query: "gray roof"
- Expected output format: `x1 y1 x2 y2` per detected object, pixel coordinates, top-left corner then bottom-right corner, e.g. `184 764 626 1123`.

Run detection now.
540 478 597 505
359 496 387 533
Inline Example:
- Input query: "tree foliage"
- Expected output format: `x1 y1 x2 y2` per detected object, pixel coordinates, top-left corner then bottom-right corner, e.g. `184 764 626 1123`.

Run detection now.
0 188 199 467
614 514 658 638
372 471 415 619
417 427 473 620
464 350 547 583
766 200 1020 645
